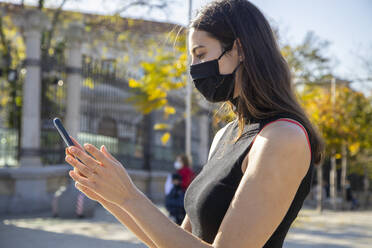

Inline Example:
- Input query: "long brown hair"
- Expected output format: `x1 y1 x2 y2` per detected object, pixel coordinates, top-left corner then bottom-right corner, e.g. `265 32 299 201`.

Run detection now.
190 0 324 165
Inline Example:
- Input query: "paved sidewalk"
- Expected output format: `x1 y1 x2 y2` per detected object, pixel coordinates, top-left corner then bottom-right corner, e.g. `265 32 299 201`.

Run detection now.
283 207 372 248
1 204 372 248
0 204 164 248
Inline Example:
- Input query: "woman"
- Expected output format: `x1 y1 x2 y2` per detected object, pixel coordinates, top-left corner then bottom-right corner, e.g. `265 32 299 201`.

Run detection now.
65 0 324 247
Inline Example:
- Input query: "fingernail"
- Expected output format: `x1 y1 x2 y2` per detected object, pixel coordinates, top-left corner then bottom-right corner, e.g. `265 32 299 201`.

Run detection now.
69 147 76 153
66 156 73 162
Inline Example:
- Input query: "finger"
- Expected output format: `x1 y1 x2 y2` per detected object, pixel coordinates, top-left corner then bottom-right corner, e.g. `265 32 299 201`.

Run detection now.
75 182 89 192
74 182 89 195
75 182 102 202
68 146 101 170
75 181 83 191
69 170 95 189
83 143 113 167
66 155 96 178
65 147 76 157
70 136 84 151
65 148 87 175
74 167 87 178
65 148 87 178
101 145 120 164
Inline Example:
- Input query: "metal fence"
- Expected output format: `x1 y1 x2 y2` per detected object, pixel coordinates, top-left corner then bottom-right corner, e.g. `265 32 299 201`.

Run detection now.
0 55 197 172
0 128 18 167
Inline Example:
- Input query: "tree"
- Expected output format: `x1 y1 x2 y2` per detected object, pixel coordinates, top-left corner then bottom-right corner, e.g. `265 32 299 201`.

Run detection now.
299 84 372 209
126 32 187 145
115 0 178 16
0 4 26 129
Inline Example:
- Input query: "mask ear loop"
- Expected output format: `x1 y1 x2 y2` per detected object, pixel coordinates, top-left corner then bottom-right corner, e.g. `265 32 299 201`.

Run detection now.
217 49 229 60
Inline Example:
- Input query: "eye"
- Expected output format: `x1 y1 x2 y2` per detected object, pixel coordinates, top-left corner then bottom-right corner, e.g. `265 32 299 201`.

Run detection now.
196 53 205 59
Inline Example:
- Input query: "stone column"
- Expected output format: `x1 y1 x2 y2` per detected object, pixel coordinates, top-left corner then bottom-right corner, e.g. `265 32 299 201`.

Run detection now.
8 10 55 213
198 113 210 165
65 23 84 138
19 9 49 167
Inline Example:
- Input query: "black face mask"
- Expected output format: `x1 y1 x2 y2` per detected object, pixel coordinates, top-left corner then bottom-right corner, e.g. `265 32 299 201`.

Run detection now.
190 49 241 103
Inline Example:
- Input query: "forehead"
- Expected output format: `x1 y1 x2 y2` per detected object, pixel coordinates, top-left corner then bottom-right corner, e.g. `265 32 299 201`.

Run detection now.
188 28 220 48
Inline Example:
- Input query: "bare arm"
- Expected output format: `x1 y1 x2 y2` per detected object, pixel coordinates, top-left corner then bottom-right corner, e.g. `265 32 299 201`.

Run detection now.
66 137 158 248
100 195 193 248
100 199 158 248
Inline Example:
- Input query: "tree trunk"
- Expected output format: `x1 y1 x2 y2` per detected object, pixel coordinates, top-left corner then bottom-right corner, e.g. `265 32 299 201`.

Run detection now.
316 164 323 213
330 151 337 210
341 144 347 209
142 113 153 200
363 163 370 209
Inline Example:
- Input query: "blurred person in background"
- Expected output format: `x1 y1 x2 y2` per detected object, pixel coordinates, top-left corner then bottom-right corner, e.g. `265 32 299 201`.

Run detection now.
175 154 195 192
165 173 186 225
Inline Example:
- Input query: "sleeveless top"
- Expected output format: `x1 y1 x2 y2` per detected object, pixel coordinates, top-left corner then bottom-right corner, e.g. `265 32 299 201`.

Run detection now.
184 113 315 247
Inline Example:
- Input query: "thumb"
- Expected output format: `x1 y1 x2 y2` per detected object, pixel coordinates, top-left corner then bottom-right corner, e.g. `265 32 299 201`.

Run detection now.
101 145 120 164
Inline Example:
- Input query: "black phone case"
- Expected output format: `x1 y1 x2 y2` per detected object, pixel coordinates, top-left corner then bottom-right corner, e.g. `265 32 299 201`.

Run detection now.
53 117 74 147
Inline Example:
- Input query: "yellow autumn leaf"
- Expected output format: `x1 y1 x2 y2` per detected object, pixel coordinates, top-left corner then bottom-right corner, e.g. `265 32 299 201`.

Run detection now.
1 96 9 107
117 33 128 42
161 132 170 145
349 142 360 156
128 78 142 88
83 77 94 89
154 123 169 130
15 96 22 106
148 89 166 101
164 106 176 115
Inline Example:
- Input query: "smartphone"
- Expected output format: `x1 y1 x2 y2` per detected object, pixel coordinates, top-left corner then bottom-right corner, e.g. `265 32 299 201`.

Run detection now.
53 117 85 164
53 117 74 147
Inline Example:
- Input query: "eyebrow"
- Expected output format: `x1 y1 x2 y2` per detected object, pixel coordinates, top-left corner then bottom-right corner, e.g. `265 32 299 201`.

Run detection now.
191 45 205 54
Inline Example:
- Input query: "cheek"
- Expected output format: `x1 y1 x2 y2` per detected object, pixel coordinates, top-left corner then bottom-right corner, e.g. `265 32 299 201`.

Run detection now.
218 57 237 74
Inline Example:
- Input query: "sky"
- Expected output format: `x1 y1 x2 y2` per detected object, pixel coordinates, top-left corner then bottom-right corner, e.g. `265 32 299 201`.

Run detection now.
3 0 372 92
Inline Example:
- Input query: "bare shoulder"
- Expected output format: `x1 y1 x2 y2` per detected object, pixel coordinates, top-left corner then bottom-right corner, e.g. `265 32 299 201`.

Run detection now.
247 119 311 176
259 119 309 143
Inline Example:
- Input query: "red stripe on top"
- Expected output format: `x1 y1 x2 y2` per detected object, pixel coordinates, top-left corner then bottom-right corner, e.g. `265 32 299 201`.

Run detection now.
250 118 312 156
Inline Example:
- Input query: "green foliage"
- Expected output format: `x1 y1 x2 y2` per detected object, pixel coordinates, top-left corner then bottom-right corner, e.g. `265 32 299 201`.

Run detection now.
282 31 333 85
0 12 25 129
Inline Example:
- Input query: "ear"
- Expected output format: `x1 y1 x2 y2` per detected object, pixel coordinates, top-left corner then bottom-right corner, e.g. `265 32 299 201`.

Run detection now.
234 38 244 61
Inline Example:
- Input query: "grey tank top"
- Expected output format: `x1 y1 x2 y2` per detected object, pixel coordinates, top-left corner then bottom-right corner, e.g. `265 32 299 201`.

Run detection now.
184 113 315 247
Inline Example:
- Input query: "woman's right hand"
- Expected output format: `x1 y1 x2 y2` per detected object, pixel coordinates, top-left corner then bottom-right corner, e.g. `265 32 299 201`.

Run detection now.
65 136 108 204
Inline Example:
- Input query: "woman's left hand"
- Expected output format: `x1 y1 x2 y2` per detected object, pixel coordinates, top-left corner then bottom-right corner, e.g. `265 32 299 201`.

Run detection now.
65 143 142 207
